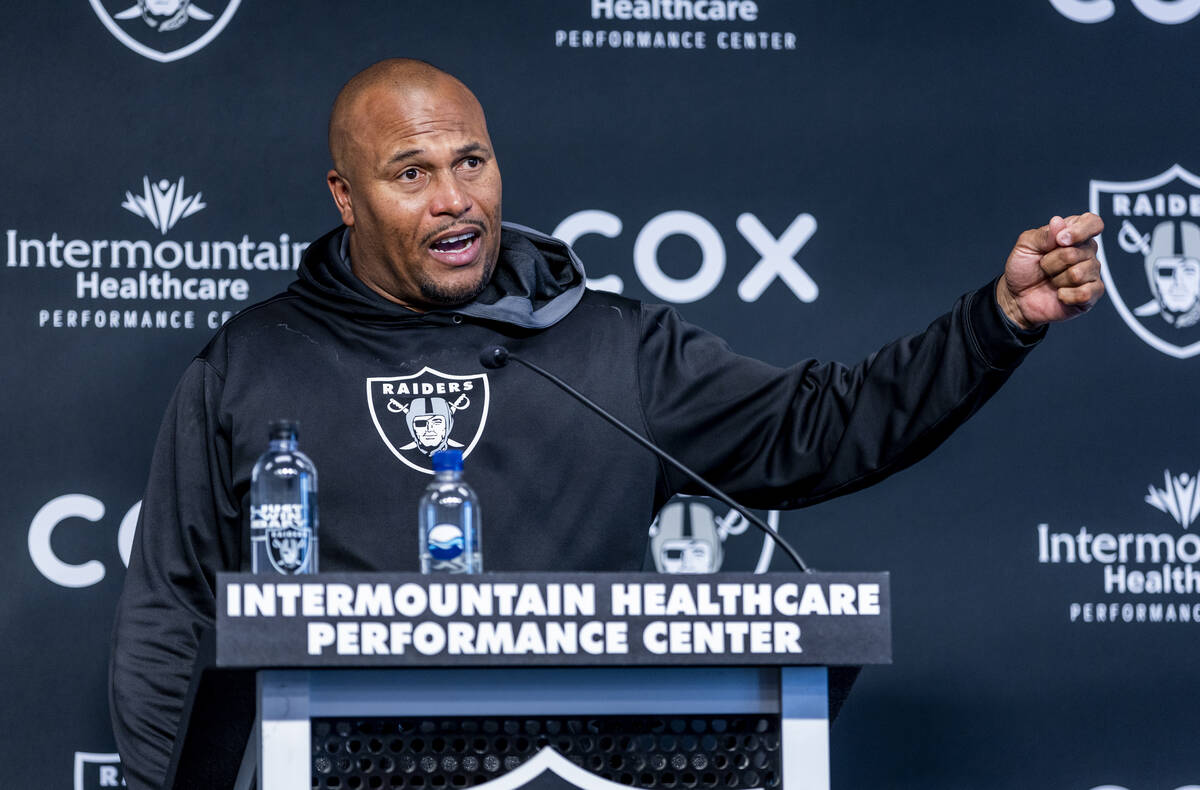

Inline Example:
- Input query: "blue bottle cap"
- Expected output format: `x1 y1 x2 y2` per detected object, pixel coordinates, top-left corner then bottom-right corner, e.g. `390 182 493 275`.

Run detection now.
432 449 463 472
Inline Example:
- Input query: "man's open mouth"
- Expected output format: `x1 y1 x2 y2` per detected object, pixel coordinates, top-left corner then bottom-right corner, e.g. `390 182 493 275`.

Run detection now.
432 231 477 252
428 229 482 265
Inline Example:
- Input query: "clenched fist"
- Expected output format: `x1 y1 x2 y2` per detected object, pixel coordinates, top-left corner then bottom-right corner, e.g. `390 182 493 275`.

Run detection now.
996 213 1106 329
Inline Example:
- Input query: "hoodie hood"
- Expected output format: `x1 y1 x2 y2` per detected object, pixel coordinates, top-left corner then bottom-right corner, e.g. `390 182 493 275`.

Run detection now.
289 222 587 329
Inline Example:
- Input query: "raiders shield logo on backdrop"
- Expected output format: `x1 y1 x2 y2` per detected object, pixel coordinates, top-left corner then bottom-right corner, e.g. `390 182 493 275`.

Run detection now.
1091 164 1200 359
89 0 240 62
367 367 491 474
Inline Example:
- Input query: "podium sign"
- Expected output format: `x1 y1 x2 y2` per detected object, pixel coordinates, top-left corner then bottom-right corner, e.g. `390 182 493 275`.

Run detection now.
179 573 891 790
216 572 891 668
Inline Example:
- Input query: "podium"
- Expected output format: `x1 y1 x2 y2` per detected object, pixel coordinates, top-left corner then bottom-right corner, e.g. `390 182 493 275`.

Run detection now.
167 572 890 790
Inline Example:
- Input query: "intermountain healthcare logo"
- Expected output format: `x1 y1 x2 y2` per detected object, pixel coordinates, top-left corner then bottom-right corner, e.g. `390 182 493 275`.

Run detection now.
1036 469 1200 624
555 0 798 51
90 0 240 62
5 174 306 332
1091 165 1200 358
122 176 206 234
647 496 780 573
74 752 123 789
367 368 491 474
1145 469 1200 528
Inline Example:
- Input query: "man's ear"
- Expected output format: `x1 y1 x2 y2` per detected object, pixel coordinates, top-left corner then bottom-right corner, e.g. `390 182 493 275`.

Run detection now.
327 169 355 226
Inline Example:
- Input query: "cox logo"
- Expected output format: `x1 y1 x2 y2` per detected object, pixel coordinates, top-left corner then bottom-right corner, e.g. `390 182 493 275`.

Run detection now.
1091 786 1200 790
1050 0 1200 23
552 210 818 305
28 494 140 588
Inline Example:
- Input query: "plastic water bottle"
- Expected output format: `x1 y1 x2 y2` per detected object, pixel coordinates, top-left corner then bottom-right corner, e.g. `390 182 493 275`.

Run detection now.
419 450 482 574
250 420 319 575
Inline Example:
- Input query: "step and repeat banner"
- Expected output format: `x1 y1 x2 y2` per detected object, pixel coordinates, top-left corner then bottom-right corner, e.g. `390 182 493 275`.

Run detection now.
2 1 1198 788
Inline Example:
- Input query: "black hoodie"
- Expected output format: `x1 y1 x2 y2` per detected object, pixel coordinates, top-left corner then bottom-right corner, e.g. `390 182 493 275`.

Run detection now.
110 222 1040 788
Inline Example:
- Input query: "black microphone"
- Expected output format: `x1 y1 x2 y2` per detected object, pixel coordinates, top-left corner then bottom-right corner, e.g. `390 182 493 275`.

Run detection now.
480 345 810 573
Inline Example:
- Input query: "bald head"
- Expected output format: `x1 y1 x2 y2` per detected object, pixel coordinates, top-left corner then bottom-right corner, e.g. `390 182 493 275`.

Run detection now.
328 58 483 178
324 58 503 312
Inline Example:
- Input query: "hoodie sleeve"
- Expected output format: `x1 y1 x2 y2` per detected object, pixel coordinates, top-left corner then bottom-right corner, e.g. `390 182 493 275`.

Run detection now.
637 280 1044 509
109 357 240 790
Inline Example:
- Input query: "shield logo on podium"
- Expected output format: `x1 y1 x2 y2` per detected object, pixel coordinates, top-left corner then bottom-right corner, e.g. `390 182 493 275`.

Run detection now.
367 367 491 474
1091 164 1200 358
471 747 648 790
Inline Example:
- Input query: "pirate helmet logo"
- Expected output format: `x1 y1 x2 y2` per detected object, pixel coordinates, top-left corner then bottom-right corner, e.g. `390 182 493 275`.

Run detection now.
651 499 724 573
367 367 490 473
647 496 781 574
406 396 457 455
89 0 240 62
266 526 311 574
1091 164 1200 358
1140 221 1200 329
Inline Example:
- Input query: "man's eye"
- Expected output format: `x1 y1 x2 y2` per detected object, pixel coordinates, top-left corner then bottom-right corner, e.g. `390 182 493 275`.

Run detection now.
400 168 420 181
462 157 482 169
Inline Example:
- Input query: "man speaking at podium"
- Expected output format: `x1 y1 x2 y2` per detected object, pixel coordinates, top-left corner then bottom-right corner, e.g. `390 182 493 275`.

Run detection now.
110 58 1104 788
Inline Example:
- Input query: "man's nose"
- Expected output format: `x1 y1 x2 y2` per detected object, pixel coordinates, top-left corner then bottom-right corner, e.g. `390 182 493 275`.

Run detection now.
429 173 471 217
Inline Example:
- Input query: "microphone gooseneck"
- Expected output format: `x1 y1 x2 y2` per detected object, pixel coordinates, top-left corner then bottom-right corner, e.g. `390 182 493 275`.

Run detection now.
480 346 810 573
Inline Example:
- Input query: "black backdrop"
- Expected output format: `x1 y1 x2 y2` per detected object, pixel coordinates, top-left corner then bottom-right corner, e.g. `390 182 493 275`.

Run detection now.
3 2 1199 788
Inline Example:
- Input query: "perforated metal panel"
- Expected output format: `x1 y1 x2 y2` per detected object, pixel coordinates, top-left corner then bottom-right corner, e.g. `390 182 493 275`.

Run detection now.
311 716 781 789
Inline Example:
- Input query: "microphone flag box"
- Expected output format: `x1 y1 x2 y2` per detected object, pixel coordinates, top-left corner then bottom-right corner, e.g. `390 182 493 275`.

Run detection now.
216 572 890 667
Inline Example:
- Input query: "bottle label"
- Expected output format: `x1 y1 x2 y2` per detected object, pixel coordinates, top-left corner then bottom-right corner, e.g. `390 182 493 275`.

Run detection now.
428 523 465 561
251 503 313 574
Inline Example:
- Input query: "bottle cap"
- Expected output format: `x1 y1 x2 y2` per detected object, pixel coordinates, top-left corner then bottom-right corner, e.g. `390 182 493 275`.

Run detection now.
432 449 463 472
268 420 299 441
